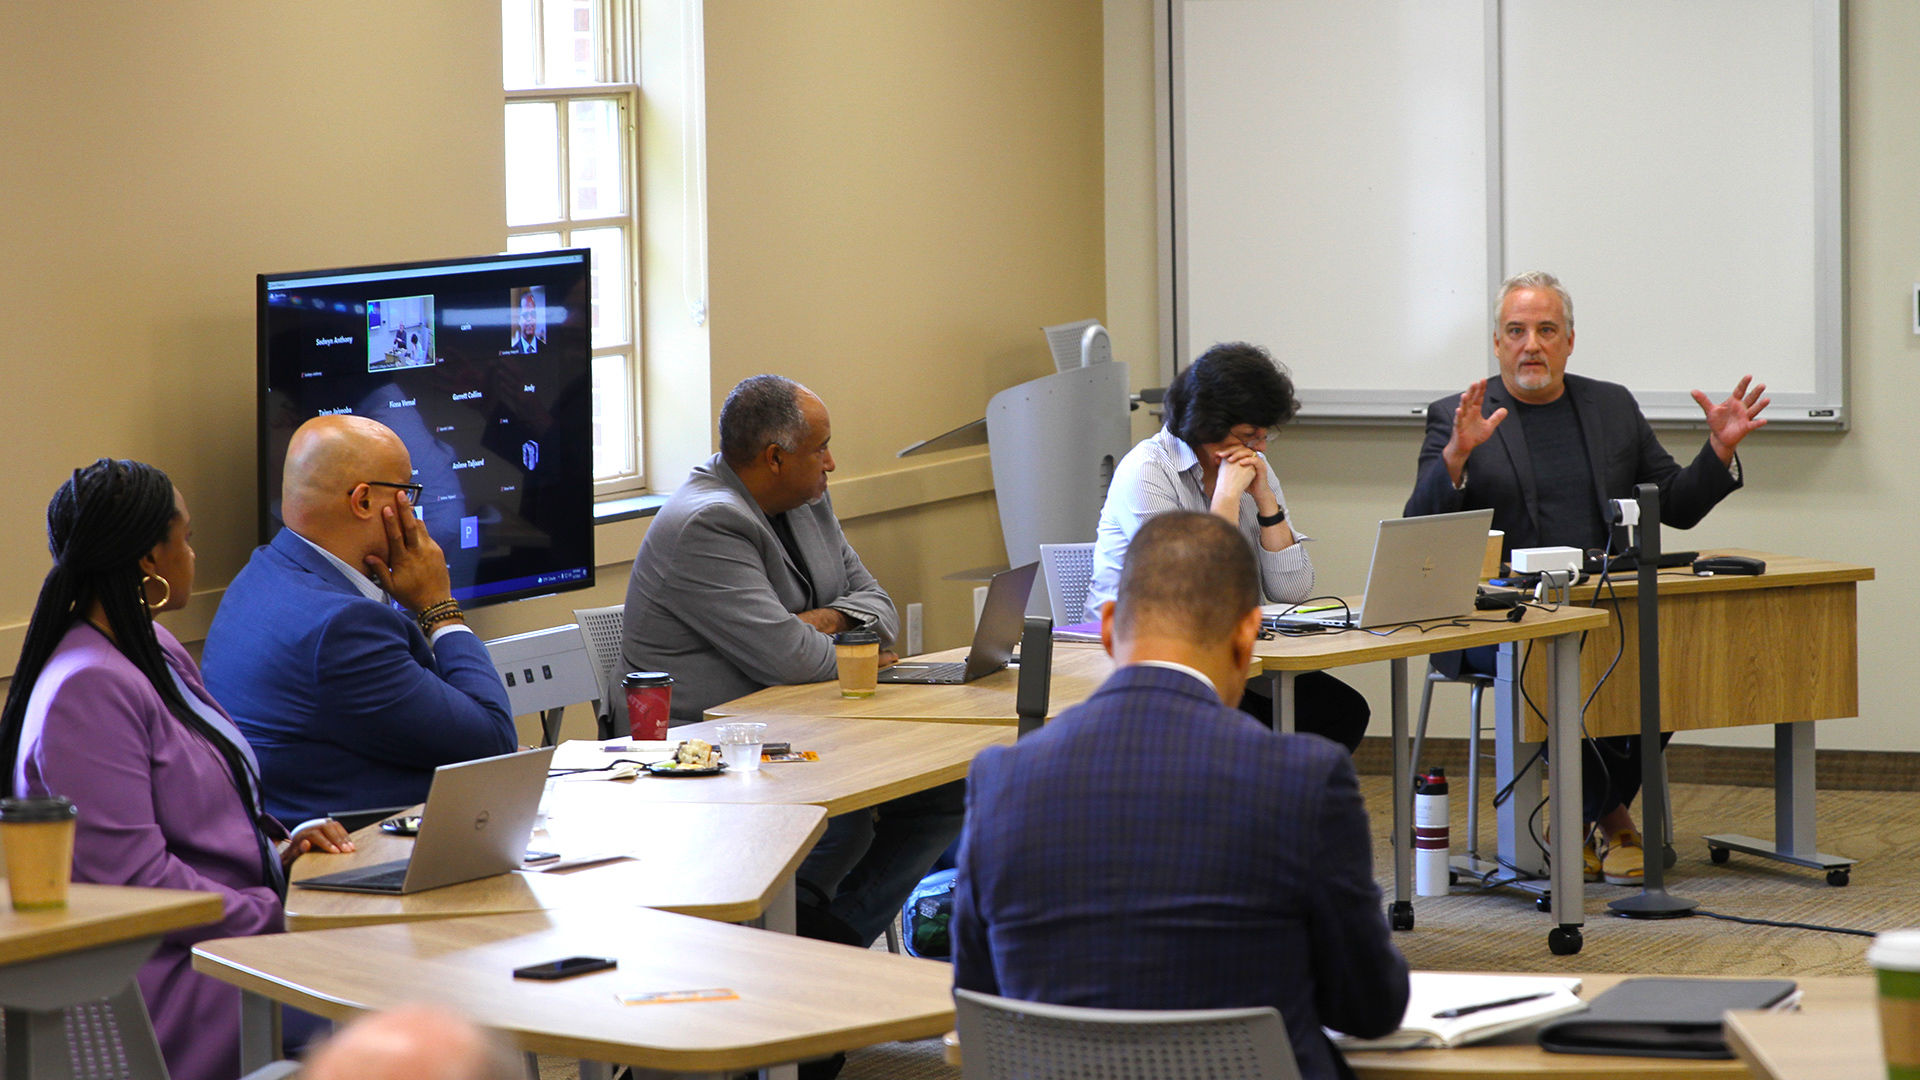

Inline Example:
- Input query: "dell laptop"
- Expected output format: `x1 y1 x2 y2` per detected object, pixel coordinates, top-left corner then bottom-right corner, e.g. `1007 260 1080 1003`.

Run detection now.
879 561 1040 685
296 746 555 895
1267 508 1496 629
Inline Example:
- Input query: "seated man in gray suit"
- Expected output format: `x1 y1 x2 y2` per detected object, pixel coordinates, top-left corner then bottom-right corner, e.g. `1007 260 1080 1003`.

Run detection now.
623 374 959 946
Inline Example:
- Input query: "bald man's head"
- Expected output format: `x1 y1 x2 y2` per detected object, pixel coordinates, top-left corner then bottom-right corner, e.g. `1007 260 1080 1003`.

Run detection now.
304 1005 520 1080
281 415 414 564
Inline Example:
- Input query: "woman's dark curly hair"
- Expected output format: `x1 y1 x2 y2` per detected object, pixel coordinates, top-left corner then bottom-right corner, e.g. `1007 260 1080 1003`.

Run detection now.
1163 342 1299 447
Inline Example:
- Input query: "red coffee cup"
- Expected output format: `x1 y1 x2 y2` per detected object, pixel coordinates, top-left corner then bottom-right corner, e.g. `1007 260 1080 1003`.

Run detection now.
623 672 674 740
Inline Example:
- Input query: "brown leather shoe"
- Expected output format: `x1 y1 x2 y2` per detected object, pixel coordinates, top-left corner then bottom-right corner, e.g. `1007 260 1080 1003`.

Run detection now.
1601 829 1645 886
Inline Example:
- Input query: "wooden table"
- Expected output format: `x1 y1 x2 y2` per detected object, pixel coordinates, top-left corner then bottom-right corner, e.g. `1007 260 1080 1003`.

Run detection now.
1723 977 1880 1080
595 716 1012 815
1252 603 1610 955
285 801 828 931
1504 551 1874 883
704 641 1120 723
1340 973 1875 1079
1 883 223 1080
194 906 958 1077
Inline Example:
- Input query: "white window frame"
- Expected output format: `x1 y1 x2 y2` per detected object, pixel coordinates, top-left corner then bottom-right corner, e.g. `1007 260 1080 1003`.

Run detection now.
505 0 647 496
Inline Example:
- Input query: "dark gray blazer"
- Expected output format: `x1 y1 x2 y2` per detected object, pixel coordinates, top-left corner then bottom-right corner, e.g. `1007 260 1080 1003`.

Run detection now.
1403 373 1741 554
621 454 897 722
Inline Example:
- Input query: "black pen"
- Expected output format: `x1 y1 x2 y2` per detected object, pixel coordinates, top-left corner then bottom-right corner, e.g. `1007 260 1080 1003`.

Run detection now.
1432 991 1554 1019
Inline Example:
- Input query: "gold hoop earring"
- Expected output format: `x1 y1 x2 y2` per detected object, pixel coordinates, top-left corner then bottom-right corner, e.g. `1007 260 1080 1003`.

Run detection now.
141 573 171 611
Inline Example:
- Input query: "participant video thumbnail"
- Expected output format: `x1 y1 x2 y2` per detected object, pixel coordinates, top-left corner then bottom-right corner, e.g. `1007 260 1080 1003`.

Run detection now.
368 295 436 372
508 286 545 355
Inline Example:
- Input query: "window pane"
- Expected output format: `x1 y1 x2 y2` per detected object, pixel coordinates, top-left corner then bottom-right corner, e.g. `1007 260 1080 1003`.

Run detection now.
573 227 628 348
569 98 626 219
506 232 563 253
591 352 634 479
544 0 600 86
501 0 537 88
505 102 562 226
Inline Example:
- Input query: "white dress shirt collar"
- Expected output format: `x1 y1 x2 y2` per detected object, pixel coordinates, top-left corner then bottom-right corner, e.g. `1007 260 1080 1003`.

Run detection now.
1130 659 1221 701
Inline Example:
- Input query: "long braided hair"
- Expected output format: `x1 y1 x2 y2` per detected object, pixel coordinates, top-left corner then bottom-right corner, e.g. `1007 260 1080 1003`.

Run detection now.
0 461 274 857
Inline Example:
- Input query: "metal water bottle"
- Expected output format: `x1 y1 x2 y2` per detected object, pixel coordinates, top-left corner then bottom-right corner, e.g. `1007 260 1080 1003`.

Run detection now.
1415 768 1450 897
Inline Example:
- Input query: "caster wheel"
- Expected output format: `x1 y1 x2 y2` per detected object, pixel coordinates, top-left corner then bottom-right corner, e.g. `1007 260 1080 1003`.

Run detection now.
1389 901 1415 931
1535 894 1553 913
1548 926 1584 956
1827 869 1850 887
1663 844 1678 869
1709 845 1730 865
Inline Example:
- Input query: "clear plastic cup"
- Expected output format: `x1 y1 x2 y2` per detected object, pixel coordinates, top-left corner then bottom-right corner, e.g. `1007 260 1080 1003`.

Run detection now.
716 722 767 772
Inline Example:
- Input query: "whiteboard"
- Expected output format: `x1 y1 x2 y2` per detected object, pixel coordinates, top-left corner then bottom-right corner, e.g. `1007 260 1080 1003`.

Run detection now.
1163 0 1846 427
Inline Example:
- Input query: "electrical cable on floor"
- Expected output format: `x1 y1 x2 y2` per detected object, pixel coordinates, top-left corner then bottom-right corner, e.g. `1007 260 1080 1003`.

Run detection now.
1688 908 1877 938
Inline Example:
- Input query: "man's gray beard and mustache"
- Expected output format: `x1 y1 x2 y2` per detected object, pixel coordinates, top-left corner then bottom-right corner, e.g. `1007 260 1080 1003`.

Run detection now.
1511 362 1553 392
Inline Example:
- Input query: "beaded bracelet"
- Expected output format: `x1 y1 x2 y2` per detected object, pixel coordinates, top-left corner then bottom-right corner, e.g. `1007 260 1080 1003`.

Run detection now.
416 598 463 635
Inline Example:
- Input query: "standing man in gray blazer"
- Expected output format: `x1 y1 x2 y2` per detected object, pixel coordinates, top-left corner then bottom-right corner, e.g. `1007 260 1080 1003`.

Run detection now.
623 374 956 949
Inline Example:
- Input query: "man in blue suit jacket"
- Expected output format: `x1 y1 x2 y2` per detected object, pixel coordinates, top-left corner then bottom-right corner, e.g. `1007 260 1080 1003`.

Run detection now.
953 511 1409 1080
205 416 516 825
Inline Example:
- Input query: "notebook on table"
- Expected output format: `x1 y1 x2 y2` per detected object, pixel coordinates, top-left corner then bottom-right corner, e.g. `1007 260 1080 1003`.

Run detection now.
1332 973 1586 1051
879 562 1039 685
1266 508 1495 629
296 746 555 895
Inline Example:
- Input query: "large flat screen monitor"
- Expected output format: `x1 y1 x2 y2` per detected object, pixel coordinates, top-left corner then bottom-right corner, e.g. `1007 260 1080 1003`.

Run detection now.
258 250 595 609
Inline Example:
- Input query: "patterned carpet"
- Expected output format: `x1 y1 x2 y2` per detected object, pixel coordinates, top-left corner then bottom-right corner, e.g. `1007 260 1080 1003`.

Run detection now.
538 775 1916 1079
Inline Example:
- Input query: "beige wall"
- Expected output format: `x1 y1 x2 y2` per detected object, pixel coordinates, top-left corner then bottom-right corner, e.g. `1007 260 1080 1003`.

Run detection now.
0 2 505 656
700 0 1106 653
1104 1 1920 752
0 2 1108 744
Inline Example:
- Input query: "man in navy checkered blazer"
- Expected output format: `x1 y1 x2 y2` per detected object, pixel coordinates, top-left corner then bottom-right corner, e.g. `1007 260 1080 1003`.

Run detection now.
952 511 1409 1080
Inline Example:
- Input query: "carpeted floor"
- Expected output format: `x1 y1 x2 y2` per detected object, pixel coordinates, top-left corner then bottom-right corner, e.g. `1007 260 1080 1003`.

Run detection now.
540 775 1918 1079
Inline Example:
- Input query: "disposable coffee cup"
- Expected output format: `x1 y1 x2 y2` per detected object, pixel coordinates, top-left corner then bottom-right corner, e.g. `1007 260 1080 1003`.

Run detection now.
1483 530 1506 580
834 628 881 699
716 722 768 773
1 796 78 911
1869 929 1920 1078
623 672 674 741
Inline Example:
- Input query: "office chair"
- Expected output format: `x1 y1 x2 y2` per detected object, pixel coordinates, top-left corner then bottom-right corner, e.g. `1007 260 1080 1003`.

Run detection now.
571 603 628 740
953 989 1301 1080
1038 542 1095 625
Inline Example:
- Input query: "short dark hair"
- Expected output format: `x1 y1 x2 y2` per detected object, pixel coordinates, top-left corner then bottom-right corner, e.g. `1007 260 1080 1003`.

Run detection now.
1164 342 1299 446
718 374 808 466
1112 511 1259 646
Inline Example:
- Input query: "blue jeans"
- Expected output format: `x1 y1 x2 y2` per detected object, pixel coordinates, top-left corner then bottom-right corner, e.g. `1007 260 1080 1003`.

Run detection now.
796 779 966 946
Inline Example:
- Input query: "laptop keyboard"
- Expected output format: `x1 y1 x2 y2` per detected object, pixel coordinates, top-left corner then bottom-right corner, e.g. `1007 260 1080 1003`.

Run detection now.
891 661 967 683
303 858 410 892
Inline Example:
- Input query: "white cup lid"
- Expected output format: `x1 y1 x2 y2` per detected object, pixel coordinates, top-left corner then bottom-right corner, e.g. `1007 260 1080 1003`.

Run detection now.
1868 929 1920 970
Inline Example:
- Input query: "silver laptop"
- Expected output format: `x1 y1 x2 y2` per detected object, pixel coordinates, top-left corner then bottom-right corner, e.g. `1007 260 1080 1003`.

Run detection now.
879 562 1040 685
1266 508 1495 629
296 746 555 895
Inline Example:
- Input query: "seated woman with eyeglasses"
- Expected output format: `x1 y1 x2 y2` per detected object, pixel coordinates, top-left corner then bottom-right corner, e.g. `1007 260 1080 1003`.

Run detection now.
1084 342 1371 751
0 459 352 1080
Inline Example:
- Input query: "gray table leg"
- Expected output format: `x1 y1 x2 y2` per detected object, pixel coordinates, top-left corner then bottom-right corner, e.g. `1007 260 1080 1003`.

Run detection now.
1388 658 1414 930
1703 720 1853 879
1269 671 1296 733
1493 642 1547 877
238 989 281 1073
1546 632 1586 953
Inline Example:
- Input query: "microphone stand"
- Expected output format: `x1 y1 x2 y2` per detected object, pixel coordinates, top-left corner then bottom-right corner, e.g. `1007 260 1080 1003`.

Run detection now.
1608 483 1698 919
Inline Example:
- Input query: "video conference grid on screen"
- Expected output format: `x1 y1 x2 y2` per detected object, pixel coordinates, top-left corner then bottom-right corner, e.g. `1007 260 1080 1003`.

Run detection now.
259 251 594 608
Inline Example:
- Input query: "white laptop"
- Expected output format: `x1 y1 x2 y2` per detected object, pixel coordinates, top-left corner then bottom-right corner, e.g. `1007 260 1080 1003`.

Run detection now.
1266 508 1496 629
296 746 555 895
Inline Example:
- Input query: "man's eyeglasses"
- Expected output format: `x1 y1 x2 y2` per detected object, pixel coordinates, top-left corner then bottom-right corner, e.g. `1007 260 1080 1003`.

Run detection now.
358 480 425 503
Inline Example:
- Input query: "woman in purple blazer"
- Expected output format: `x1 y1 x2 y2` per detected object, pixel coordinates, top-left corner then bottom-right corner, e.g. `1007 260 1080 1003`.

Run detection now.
0 459 351 1080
